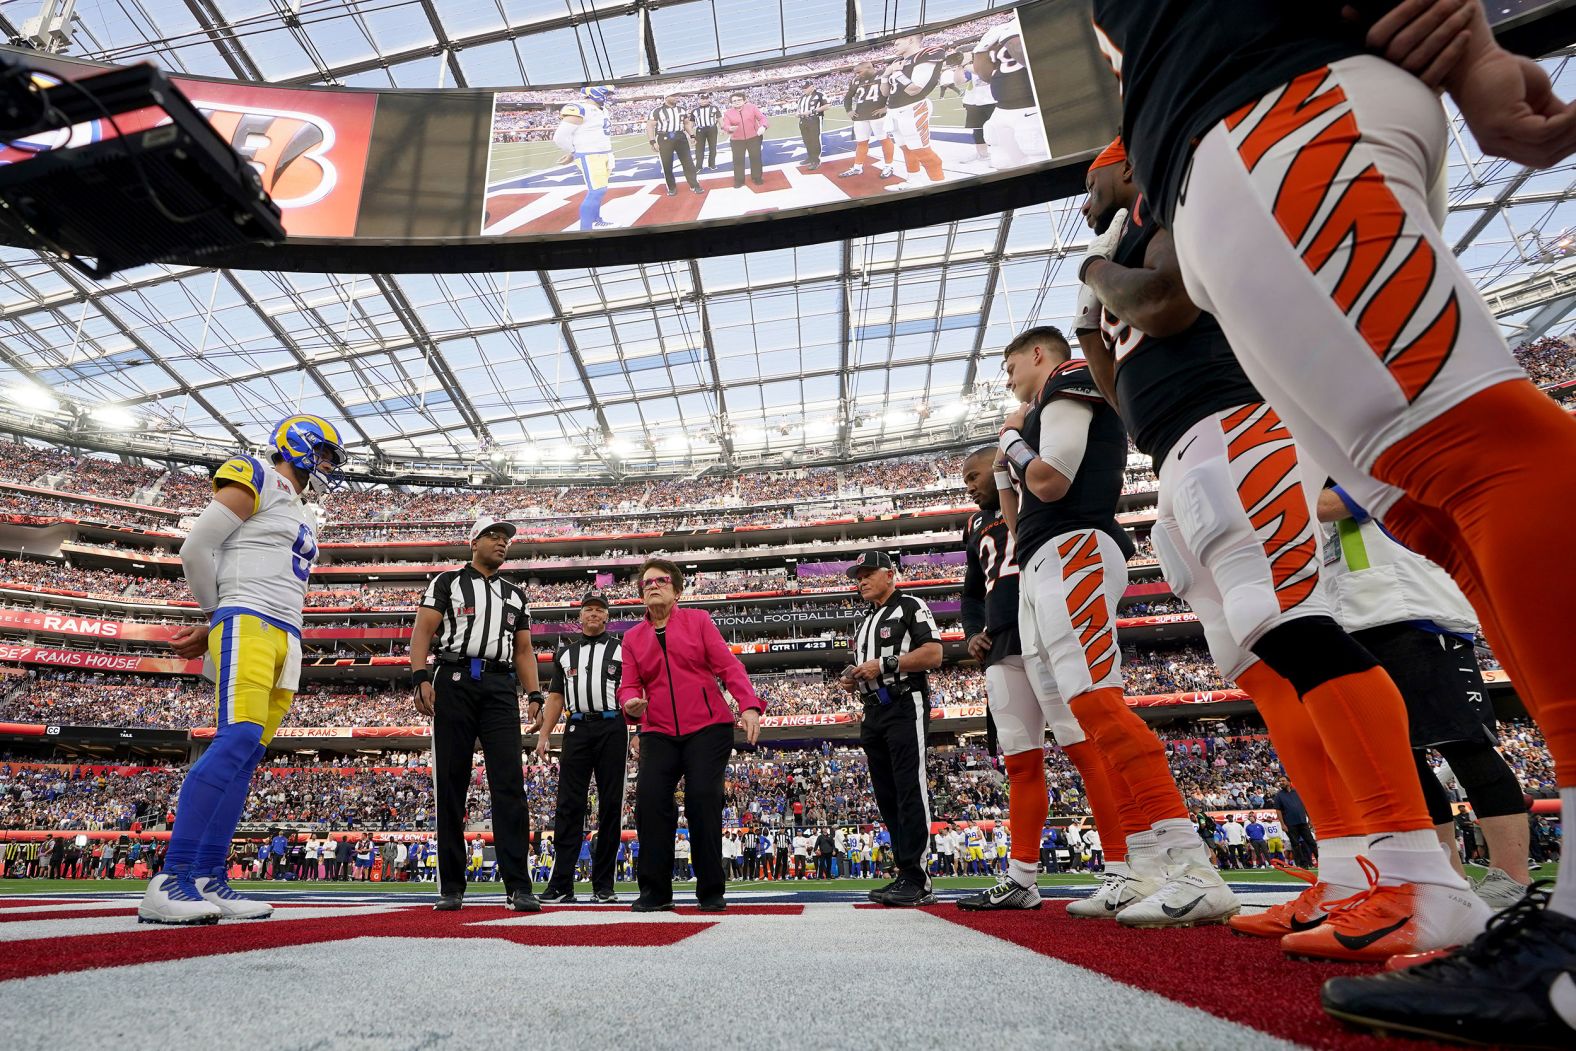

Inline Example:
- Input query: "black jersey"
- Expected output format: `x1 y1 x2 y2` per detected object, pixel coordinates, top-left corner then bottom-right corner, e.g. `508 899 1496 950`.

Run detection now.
963 507 1021 666
1100 197 1261 468
844 75 887 120
885 45 949 109
1089 1 1367 228
975 25 1035 109
1010 361 1129 563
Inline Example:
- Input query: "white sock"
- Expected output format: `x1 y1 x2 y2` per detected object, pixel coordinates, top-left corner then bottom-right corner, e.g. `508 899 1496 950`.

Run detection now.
1316 836 1366 890
1366 828 1469 889
1154 818 1211 869
1103 860 1130 878
1126 830 1164 878
1550 788 1576 919
1009 859 1037 888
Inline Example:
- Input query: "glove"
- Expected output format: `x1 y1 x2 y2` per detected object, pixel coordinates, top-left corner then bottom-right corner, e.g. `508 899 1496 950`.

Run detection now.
1074 281 1103 333
1078 207 1129 283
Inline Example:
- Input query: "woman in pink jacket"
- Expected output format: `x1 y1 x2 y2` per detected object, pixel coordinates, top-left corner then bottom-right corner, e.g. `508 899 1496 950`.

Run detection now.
620 556 763 912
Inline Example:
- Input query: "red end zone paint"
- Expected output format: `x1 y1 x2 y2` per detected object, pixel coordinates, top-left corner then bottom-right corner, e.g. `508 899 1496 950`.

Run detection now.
934 908 1455 1051
0 906 713 982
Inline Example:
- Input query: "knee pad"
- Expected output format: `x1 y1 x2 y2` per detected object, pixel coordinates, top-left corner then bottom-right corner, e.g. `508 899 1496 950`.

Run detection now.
192 722 265 789
1150 518 1195 599
1434 740 1528 818
1251 616 1376 696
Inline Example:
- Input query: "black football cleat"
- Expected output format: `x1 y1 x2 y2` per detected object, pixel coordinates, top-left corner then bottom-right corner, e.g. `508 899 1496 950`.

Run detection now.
432 894 463 912
1321 885 1576 1050
508 891 542 913
879 877 937 908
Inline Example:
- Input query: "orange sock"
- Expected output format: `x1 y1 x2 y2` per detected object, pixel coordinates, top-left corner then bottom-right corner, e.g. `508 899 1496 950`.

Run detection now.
880 137 895 164
1068 687 1189 824
1004 751 1048 867
1375 378 1576 785
899 145 920 174
1237 661 1363 839
1299 665 1431 832
917 147 943 180
854 141 869 165
1064 739 1140 863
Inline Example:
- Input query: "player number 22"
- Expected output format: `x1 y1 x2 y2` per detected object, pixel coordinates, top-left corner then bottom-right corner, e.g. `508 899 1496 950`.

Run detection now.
291 523 318 582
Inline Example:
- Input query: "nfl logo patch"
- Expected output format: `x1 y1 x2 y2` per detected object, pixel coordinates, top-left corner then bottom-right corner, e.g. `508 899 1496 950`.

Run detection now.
451 672 461 681
880 627 892 639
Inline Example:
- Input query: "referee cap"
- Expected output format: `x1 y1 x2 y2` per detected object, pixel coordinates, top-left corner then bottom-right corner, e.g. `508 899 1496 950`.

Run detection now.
580 589 610 609
469 517 517 543
845 550 895 578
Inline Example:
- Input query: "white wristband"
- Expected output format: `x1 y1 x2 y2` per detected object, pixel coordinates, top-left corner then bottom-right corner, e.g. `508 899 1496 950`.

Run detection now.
994 470 1014 492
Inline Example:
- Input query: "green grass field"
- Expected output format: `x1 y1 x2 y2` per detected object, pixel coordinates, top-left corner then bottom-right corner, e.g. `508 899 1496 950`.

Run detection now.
485 97 971 186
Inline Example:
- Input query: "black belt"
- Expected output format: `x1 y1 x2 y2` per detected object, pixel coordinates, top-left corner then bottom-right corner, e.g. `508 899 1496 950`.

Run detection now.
437 658 513 677
569 711 620 721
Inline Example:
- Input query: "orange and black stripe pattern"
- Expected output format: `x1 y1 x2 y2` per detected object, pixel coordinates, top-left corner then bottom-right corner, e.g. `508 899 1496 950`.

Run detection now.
1058 529 1118 684
1218 403 1321 614
1225 68 1459 405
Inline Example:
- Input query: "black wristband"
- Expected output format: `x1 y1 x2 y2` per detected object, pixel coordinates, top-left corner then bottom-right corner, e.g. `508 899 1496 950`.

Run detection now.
411 669 431 686
882 656 899 676
527 691 544 706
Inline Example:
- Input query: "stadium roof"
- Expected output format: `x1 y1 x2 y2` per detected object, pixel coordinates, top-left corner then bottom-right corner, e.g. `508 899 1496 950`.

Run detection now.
0 0 1574 482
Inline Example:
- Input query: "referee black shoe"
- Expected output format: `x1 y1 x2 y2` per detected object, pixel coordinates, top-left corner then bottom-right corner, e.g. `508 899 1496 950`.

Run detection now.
1321 885 1576 1049
879 877 937 908
666 188 678 197
631 900 675 913
592 891 619 904
867 878 901 904
508 891 542 913
538 889 575 904
432 894 463 912
697 899 726 913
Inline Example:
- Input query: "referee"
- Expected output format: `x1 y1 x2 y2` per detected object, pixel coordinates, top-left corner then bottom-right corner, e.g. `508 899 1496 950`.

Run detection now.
841 549 942 906
647 92 703 197
536 589 629 904
796 81 828 169
690 98 721 169
410 517 543 913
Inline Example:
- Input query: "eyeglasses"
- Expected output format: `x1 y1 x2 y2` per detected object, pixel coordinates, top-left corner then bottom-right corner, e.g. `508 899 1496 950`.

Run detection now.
642 574 673 590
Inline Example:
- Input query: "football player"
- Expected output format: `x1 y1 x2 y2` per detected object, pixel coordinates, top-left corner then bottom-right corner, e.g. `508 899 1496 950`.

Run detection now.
840 59 897 179
971 20 1050 168
882 33 949 189
140 414 345 924
553 84 617 231
997 325 1240 928
955 447 1146 914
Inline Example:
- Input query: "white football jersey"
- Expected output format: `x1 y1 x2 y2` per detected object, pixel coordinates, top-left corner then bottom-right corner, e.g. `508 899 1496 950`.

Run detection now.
208 454 318 632
556 101 613 154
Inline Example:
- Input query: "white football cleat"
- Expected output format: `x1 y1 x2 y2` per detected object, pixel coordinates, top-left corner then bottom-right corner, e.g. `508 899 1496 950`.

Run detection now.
1066 870 1160 919
1472 867 1528 913
139 874 223 925
1117 862 1241 928
876 165 896 179
196 874 273 920
839 164 864 177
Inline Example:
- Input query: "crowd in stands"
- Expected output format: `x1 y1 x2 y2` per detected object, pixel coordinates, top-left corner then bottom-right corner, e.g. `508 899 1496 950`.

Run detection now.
1121 643 1235 695
0 557 189 601
0 489 177 530
1513 335 1576 387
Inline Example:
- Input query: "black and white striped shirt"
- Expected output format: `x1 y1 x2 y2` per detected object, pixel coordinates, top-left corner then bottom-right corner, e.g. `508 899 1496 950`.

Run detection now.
419 565 529 664
852 592 939 703
650 104 687 137
797 90 827 117
691 104 721 128
548 631 623 714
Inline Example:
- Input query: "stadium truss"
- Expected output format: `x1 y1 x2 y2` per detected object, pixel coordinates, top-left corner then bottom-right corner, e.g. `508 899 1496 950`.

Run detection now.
0 0 1574 483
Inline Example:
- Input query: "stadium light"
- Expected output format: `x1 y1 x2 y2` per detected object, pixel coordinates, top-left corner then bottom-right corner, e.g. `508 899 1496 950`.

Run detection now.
4 381 59 414
940 401 970 421
89 405 138 430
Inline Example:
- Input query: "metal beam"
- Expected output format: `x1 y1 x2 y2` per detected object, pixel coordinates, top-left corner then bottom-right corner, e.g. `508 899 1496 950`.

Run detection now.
961 211 1014 394
687 259 732 464
1453 167 1534 256
415 0 468 88
180 0 263 81
536 271 612 442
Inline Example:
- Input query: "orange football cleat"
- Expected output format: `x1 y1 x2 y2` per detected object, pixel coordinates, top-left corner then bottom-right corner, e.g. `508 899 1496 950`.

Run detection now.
1280 857 1489 964
1229 862 1333 938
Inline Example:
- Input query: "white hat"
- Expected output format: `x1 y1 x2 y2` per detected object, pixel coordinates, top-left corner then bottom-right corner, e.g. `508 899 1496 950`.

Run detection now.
469 517 517 544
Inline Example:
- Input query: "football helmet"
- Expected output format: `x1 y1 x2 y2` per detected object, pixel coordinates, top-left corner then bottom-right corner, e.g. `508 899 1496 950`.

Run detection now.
271 413 347 494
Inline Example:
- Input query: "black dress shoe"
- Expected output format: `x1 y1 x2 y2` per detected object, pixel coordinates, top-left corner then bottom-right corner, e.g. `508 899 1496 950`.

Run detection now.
432 894 463 911
592 891 619 904
538 889 575 904
630 900 675 913
508 891 542 913
697 899 726 913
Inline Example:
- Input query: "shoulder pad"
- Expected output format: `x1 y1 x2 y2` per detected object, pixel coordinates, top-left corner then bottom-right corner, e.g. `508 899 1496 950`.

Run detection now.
921 45 949 60
213 455 264 496
560 103 585 118
1040 362 1105 405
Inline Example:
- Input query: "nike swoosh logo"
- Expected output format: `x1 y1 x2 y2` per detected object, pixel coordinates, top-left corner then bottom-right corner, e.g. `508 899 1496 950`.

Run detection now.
1288 913 1326 932
1176 436 1197 460
1368 835 1395 848
1161 895 1206 918
1332 914 1412 952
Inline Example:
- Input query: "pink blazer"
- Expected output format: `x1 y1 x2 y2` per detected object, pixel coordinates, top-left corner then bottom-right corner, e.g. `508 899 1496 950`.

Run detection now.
617 606 764 736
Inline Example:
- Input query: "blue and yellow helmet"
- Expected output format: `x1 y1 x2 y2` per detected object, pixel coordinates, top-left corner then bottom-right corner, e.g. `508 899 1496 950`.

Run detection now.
582 84 615 105
271 413 347 486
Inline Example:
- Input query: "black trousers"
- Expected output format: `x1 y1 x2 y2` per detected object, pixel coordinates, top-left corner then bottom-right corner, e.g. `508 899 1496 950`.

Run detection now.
729 134 764 187
432 668 532 897
635 721 732 906
657 133 699 192
694 125 718 167
546 716 628 896
798 116 822 164
859 695 932 883
1286 822 1318 868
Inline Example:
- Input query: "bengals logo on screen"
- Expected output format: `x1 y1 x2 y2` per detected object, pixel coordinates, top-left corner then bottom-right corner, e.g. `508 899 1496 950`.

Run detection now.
189 102 340 208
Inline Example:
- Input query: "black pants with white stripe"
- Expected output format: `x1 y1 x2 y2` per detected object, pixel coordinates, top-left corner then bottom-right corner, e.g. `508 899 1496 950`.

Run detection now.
546 716 628 897
634 721 732 906
432 669 532 898
859 694 932 884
